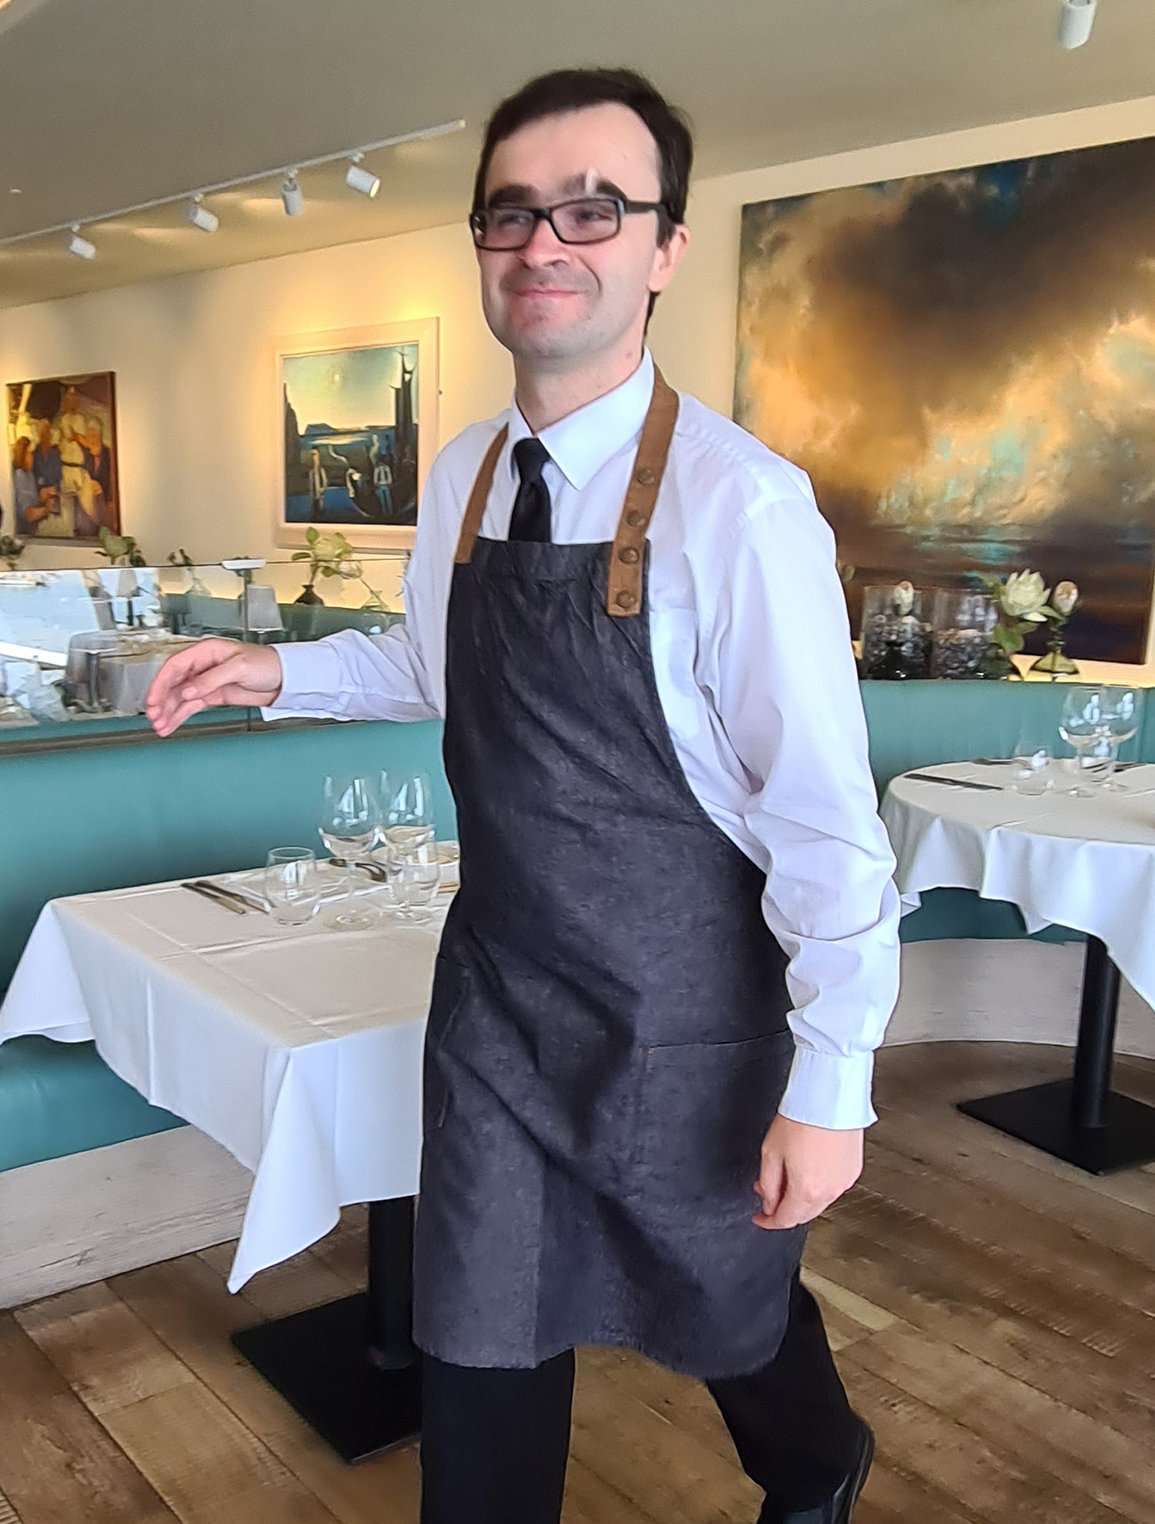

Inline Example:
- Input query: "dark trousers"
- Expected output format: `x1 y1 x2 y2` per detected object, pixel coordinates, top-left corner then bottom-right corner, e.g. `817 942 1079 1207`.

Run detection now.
419 1272 862 1524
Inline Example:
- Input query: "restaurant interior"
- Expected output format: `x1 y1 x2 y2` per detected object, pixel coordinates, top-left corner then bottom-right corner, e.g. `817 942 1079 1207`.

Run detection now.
1 1 1154 1520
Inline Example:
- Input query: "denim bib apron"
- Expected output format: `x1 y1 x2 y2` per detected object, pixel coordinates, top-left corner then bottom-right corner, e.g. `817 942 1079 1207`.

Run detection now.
412 371 804 1379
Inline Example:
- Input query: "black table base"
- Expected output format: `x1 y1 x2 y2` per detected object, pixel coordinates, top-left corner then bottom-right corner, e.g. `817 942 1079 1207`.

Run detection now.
957 935 1155 1175
232 1196 421 1464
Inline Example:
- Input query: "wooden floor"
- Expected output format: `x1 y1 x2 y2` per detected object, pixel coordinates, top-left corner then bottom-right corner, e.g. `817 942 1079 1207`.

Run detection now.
2 1041 1154 1524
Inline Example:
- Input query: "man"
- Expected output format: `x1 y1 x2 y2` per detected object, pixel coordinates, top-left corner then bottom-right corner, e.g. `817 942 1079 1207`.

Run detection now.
30 417 70 536
56 384 90 518
79 420 113 536
147 69 900 1524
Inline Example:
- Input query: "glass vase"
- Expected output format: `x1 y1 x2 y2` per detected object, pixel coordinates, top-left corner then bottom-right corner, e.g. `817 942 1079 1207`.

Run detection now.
1028 628 1079 678
931 591 997 680
860 585 932 679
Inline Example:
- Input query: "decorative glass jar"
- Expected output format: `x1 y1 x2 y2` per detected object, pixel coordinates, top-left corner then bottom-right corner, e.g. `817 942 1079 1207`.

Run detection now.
860 585 932 679
931 590 997 680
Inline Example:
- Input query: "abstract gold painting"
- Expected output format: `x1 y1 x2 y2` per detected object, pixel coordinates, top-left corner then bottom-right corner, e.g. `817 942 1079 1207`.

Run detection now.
735 138 1155 662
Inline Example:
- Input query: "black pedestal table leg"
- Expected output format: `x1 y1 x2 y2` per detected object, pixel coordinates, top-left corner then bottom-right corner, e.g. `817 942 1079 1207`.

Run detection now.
1070 936 1121 1129
957 937 1155 1174
232 1195 422 1463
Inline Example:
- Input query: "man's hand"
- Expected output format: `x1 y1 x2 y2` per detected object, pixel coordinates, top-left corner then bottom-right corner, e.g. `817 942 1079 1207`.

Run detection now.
145 639 284 737
753 1114 864 1231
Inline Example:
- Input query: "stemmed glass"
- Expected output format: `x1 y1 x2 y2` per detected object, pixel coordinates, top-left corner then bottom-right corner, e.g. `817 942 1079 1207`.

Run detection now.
320 774 382 929
1099 687 1139 792
1058 687 1111 797
383 771 435 858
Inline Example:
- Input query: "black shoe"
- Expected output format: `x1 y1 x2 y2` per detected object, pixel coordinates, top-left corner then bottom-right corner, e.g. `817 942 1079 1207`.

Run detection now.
762 1419 875 1524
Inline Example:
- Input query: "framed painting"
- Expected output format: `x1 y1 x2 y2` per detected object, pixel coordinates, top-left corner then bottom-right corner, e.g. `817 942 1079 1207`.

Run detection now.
734 137 1155 663
274 317 439 550
6 371 119 543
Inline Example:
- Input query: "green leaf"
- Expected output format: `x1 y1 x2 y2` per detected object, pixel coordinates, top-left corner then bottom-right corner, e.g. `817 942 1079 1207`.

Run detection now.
290 551 308 561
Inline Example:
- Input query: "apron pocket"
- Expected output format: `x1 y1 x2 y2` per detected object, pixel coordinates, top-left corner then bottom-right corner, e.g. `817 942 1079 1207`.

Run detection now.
631 1029 795 1220
423 954 472 1132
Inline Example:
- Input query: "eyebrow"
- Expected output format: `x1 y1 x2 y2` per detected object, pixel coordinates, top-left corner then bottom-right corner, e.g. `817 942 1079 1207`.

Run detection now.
485 174 628 206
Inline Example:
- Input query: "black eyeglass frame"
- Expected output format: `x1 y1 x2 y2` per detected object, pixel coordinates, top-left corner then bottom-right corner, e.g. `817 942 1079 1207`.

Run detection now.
469 195 668 251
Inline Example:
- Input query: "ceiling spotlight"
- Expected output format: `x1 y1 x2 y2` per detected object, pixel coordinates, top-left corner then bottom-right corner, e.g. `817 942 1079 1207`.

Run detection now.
1058 0 1097 49
185 195 219 233
345 155 380 198
67 225 96 260
281 174 304 217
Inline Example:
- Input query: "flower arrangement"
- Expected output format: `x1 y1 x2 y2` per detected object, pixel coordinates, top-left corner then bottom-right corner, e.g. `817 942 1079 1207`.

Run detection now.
1029 579 1080 676
290 528 389 610
979 570 1078 678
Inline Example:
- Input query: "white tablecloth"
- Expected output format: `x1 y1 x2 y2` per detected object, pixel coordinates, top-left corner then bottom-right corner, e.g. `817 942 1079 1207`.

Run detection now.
0 878 444 1290
880 761 1155 1010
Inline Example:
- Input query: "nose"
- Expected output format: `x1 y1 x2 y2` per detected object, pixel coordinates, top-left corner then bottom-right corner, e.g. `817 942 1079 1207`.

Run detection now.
519 212 568 263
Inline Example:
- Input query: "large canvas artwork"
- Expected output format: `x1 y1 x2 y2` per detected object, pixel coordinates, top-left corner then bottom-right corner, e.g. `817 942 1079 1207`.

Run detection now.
735 137 1155 662
275 318 438 550
6 372 119 543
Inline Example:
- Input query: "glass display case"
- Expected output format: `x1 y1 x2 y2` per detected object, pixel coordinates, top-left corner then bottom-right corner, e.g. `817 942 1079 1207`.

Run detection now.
0 554 408 750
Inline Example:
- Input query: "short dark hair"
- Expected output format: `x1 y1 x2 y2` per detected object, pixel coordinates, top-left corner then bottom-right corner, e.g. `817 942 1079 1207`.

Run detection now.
472 67 693 247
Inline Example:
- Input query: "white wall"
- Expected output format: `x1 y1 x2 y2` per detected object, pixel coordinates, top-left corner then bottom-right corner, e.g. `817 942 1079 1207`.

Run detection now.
4 93 1155 590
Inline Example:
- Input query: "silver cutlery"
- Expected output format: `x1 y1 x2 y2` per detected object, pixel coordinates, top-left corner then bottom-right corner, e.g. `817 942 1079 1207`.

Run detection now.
328 856 389 883
191 879 269 913
905 772 1003 792
182 881 246 914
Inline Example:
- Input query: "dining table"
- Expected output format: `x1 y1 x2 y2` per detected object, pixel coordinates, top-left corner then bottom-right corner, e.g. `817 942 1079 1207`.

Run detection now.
0 867 448 1462
880 759 1155 1174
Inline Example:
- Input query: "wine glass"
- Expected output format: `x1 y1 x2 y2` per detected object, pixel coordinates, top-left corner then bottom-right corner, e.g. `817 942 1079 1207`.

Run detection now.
320 774 382 929
1058 687 1110 797
384 770 434 860
1099 687 1139 792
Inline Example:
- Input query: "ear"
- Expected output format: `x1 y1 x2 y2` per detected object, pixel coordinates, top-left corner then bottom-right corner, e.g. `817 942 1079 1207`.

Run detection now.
648 223 690 297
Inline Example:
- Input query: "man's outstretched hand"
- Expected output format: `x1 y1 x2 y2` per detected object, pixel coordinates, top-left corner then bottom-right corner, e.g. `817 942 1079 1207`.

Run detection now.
753 1114 864 1230
146 639 284 737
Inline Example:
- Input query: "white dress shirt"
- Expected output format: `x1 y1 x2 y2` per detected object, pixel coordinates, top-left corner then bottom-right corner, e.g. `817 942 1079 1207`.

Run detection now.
273 350 901 1130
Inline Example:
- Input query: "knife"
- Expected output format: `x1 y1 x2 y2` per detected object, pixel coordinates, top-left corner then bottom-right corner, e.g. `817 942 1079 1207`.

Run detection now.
182 881 246 914
905 772 1003 792
192 879 269 913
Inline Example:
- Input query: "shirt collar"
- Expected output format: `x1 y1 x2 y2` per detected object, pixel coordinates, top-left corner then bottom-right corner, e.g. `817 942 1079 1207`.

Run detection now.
505 349 655 492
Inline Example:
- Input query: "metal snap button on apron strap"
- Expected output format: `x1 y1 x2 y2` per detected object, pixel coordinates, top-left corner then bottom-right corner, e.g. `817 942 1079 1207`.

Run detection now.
614 590 637 610
618 546 640 565
626 510 646 528
635 466 656 485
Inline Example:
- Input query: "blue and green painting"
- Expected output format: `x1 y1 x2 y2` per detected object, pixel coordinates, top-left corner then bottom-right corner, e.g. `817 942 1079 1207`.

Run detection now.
735 137 1155 661
283 342 419 528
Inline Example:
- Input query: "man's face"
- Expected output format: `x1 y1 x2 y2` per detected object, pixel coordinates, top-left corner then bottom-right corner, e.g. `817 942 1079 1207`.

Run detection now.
476 102 687 367
37 419 51 446
63 388 78 412
86 425 102 452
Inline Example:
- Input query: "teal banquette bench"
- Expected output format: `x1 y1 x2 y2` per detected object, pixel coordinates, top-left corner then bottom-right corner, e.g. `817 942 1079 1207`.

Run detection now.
1 677 1148 1179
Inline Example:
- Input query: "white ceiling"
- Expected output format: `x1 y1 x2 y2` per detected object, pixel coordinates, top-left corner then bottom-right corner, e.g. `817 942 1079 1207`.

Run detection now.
2 0 1154 309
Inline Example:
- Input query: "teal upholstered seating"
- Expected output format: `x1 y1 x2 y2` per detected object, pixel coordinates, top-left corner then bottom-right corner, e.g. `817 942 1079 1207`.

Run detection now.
0 1035 185 1172
0 680 1148 1176
0 715 452 1174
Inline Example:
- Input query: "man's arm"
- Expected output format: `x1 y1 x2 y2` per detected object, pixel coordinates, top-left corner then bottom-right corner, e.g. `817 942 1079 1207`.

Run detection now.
705 475 901 1226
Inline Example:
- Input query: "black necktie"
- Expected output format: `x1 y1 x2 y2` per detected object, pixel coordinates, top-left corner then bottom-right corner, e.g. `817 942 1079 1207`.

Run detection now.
509 437 552 543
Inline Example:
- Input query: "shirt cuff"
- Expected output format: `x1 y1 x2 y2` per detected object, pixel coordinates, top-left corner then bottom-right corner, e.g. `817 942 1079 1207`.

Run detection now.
262 640 347 720
777 1044 877 1130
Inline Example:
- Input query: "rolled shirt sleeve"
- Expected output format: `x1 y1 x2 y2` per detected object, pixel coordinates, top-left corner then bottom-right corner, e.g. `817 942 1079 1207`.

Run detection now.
707 477 901 1130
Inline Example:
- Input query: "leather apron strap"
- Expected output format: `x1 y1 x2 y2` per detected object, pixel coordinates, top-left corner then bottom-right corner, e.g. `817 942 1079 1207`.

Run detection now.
452 368 680 620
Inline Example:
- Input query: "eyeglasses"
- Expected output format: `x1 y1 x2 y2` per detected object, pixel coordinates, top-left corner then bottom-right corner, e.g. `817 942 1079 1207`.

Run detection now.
469 195 666 251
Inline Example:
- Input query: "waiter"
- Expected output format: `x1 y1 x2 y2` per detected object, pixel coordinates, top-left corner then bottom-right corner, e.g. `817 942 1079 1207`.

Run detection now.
148 68 900 1524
